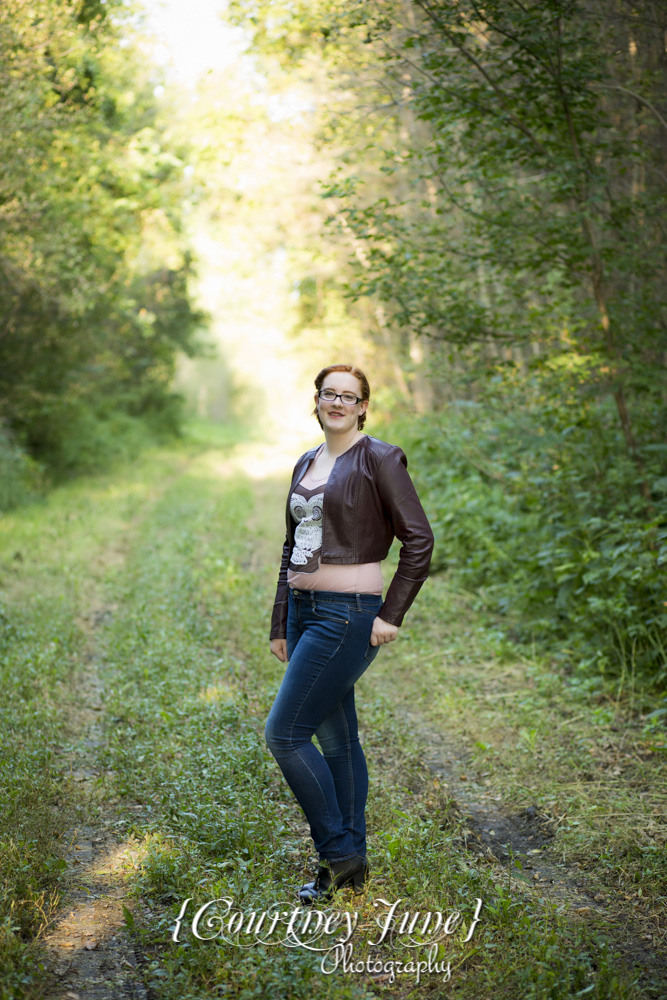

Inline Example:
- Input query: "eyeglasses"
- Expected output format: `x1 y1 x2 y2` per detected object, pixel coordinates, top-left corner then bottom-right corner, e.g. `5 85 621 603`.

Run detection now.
318 389 364 405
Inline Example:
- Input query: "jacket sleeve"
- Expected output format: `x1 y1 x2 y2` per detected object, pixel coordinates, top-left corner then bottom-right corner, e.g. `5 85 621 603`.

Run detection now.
270 533 291 640
375 446 434 627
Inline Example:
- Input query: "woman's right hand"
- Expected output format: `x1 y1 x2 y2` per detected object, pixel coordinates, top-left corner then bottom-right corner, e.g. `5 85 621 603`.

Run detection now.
270 639 288 662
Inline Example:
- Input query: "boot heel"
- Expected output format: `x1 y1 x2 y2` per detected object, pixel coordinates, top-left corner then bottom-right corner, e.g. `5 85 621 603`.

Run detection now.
350 869 366 892
298 855 367 904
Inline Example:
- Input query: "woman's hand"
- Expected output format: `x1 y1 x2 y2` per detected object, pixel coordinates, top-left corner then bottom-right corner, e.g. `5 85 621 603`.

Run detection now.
270 638 288 662
370 617 399 646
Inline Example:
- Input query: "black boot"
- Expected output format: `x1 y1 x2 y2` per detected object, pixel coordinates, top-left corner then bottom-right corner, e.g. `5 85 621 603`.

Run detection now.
298 856 368 904
299 856 369 895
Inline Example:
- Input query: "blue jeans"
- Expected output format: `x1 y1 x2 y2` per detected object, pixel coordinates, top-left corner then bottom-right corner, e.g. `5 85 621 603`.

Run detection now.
265 588 383 861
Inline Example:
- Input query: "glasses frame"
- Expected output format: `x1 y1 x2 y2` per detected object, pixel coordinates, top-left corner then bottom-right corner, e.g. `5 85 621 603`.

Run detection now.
317 388 364 406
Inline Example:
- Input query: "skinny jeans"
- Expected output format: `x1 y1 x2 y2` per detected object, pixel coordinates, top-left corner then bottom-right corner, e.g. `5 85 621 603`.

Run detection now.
265 588 382 861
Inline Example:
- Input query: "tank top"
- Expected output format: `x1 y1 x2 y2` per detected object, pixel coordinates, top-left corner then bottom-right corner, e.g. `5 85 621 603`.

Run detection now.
287 468 383 594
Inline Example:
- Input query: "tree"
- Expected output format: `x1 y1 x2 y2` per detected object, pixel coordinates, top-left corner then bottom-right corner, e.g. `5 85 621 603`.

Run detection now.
0 0 204 473
230 0 667 681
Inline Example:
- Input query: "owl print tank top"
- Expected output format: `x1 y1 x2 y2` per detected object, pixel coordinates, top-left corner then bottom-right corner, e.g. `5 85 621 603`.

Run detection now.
288 483 325 575
286 471 383 595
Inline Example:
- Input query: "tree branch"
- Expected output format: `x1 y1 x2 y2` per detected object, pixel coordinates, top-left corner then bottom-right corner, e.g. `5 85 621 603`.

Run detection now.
382 43 521 126
594 82 667 135
412 0 550 156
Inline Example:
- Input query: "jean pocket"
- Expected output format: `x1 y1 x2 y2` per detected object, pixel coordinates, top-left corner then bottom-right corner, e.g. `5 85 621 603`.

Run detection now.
312 603 349 624
364 642 380 666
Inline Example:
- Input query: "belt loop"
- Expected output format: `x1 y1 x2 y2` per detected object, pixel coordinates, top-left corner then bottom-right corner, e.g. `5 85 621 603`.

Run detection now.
356 593 362 611
310 590 315 607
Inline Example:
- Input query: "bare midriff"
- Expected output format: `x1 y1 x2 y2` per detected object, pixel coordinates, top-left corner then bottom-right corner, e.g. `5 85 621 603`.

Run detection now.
288 562 384 594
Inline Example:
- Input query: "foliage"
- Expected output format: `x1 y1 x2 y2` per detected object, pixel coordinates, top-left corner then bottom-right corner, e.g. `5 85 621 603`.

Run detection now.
0 588 84 996
229 0 667 685
0 425 41 512
389 357 667 685
0 0 204 475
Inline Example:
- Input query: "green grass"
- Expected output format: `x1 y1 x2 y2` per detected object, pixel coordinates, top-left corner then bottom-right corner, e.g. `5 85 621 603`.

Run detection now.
0 439 204 998
0 427 662 998
374 578 667 913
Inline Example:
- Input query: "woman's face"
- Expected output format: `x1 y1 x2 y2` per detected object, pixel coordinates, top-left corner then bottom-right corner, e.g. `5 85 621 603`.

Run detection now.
315 372 368 435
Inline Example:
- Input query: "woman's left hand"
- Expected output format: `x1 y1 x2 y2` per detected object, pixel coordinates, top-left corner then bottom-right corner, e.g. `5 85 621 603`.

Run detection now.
370 617 399 646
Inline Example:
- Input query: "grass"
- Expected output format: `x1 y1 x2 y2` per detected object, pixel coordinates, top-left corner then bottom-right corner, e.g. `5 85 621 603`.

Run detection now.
0 424 663 998
374 579 667 913
0 438 205 999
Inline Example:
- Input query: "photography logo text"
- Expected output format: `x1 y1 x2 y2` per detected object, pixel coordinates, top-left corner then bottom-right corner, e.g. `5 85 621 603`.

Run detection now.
172 895 484 984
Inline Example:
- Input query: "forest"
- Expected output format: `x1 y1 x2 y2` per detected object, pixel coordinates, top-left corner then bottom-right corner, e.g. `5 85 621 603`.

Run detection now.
0 1 665 998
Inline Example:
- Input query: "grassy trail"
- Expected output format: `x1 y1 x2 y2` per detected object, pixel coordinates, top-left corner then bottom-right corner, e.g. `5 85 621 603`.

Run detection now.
0 430 664 999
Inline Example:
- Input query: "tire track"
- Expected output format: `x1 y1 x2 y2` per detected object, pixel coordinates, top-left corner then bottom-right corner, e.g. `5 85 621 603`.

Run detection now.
403 709 667 996
41 627 148 1000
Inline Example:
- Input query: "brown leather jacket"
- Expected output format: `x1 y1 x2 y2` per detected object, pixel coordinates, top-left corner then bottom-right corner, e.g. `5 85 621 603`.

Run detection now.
270 435 434 639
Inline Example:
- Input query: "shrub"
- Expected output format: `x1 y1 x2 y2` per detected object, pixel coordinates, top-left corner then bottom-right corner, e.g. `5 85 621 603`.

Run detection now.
0 426 40 512
390 364 667 688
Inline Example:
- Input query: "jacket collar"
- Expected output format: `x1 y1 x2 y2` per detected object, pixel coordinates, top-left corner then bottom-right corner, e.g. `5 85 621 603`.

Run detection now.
293 434 374 486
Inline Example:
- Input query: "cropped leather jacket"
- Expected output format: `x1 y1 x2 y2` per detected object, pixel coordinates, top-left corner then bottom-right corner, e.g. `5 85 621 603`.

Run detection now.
270 434 434 639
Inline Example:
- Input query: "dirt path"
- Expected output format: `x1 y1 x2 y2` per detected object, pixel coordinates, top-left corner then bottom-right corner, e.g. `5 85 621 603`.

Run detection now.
32 444 665 999
32 462 190 1000
40 600 148 1000
397 708 667 995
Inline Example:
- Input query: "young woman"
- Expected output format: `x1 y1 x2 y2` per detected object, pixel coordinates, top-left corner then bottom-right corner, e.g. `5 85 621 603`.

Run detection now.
266 363 434 903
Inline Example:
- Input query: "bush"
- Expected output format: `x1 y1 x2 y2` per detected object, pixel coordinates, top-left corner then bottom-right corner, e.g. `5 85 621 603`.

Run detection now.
391 363 667 688
35 402 183 478
0 426 41 512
